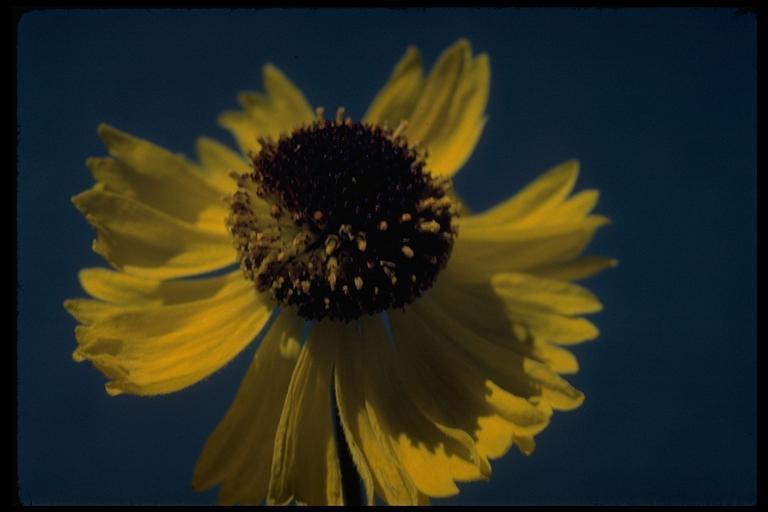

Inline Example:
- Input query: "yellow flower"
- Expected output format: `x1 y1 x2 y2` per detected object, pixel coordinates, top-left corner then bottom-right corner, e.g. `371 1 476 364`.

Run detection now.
64 39 614 505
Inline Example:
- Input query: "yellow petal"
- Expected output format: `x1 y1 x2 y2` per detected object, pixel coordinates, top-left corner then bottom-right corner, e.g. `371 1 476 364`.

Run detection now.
389 307 552 463
62 299 118 325
262 64 314 129
407 39 467 143
218 110 263 156
501 300 600 345
420 55 489 177
533 341 579 375
67 275 271 396
405 39 489 177
195 137 251 195
459 213 610 242
91 125 229 233
220 65 314 155
491 273 603 316
346 315 489 499
267 320 343 505
331 323 377 506
551 189 600 222
363 46 424 129
467 160 580 227
452 159 612 276
474 415 517 460
431 265 599 354
512 434 536 456
432 276 578 373
453 215 610 275
76 267 240 306
72 188 235 280
193 309 304 505
411 292 584 411
84 157 224 235
334 321 418 505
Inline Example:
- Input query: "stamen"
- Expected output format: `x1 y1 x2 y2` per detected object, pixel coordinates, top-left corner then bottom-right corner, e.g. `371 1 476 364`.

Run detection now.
417 220 441 233
356 233 367 252
392 119 408 139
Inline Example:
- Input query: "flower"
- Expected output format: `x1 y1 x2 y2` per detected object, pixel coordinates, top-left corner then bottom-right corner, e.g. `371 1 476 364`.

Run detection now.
65 38 613 505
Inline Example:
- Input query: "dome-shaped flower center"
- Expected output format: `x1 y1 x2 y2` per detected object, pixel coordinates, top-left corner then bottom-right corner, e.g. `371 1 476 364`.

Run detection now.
227 111 457 321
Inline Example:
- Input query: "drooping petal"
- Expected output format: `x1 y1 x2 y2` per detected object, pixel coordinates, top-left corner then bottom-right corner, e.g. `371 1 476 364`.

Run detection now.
489 273 602 347
334 320 418 505
72 188 236 280
388 306 553 464
193 309 304 505
408 291 585 412
363 46 424 129
64 272 271 396
336 315 490 501
219 64 314 155
405 39 489 178
267 321 343 506
430 265 599 356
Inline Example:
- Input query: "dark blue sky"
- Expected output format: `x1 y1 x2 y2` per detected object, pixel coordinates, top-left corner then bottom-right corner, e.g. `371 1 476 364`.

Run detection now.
17 9 756 505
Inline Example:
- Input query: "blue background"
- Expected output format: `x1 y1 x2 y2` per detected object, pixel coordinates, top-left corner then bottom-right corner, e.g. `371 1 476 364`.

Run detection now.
17 8 756 505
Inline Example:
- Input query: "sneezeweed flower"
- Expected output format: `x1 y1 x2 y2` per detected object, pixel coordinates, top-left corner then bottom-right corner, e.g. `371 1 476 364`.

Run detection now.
65 38 614 505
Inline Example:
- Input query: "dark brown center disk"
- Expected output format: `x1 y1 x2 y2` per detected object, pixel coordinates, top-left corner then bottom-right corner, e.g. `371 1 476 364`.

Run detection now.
227 117 457 322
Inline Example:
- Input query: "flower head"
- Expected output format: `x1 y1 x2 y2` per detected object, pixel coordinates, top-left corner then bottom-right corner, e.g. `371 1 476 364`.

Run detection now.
65 38 613 505
229 113 456 321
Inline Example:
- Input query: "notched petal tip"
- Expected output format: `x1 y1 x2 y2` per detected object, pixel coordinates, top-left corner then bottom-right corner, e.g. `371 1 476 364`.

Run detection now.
90 237 110 260
84 155 101 171
397 45 422 73
556 387 585 411
452 37 471 52
575 321 600 343
404 44 420 58
513 436 536 456
558 159 580 180
70 190 88 210
62 298 78 315
96 122 111 136
96 122 124 147
105 381 123 396
262 62 280 77
590 214 612 228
